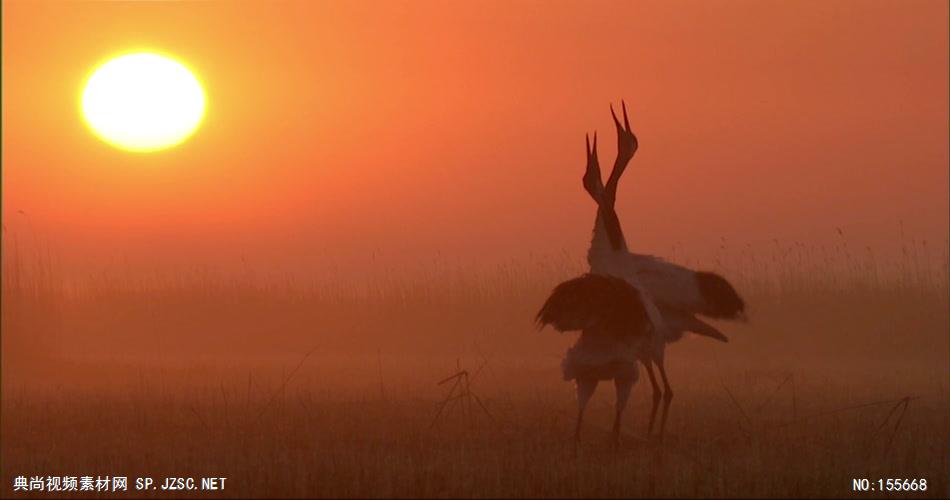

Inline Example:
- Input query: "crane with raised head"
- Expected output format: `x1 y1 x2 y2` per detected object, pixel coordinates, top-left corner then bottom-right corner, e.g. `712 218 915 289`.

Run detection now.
581 101 746 438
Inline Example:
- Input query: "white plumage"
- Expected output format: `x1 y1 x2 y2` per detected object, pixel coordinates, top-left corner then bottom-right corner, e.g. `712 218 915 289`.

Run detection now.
561 333 640 382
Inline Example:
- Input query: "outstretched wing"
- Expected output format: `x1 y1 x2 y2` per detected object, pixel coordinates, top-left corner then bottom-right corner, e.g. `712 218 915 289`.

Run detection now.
536 274 650 338
631 255 746 321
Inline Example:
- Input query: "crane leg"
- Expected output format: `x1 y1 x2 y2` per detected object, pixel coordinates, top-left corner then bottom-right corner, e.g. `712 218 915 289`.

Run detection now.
574 378 598 456
644 361 662 436
657 362 674 441
612 375 634 450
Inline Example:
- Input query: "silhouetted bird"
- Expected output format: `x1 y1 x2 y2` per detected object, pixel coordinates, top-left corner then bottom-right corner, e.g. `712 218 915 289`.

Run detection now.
580 101 746 438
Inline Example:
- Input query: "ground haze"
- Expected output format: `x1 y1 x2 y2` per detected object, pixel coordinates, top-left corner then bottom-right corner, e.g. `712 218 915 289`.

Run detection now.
3 242 947 497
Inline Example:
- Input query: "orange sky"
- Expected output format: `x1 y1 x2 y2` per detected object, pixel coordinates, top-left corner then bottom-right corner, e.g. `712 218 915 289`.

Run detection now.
3 0 948 280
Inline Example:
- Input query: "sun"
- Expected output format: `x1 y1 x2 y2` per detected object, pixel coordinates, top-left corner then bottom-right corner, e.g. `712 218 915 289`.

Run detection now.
80 52 206 153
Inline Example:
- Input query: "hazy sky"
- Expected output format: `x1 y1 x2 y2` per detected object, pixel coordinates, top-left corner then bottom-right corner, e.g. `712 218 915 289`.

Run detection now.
3 0 947 278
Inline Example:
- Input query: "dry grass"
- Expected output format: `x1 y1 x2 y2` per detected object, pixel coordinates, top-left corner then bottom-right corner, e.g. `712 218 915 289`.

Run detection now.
2 236 948 497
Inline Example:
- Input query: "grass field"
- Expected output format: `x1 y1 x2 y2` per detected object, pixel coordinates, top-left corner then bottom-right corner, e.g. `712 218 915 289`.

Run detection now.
2 238 948 497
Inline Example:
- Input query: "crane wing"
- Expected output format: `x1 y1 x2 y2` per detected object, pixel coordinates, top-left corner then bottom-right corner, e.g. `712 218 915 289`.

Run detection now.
536 274 650 338
630 255 745 320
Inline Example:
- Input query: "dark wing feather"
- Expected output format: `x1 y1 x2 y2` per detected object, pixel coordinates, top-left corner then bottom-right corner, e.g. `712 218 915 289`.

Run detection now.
695 271 745 319
536 274 649 338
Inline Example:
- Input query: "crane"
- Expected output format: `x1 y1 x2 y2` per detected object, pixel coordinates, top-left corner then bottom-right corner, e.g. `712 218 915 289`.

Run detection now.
581 101 746 438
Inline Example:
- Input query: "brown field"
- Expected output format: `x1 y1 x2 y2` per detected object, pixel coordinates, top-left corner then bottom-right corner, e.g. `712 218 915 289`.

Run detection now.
2 239 948 498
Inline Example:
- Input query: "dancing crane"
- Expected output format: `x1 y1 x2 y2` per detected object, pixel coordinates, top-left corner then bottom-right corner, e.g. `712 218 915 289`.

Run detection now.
581 101 746 437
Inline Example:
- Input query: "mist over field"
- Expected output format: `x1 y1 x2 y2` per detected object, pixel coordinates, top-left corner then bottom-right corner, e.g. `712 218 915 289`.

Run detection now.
3 235 948 497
